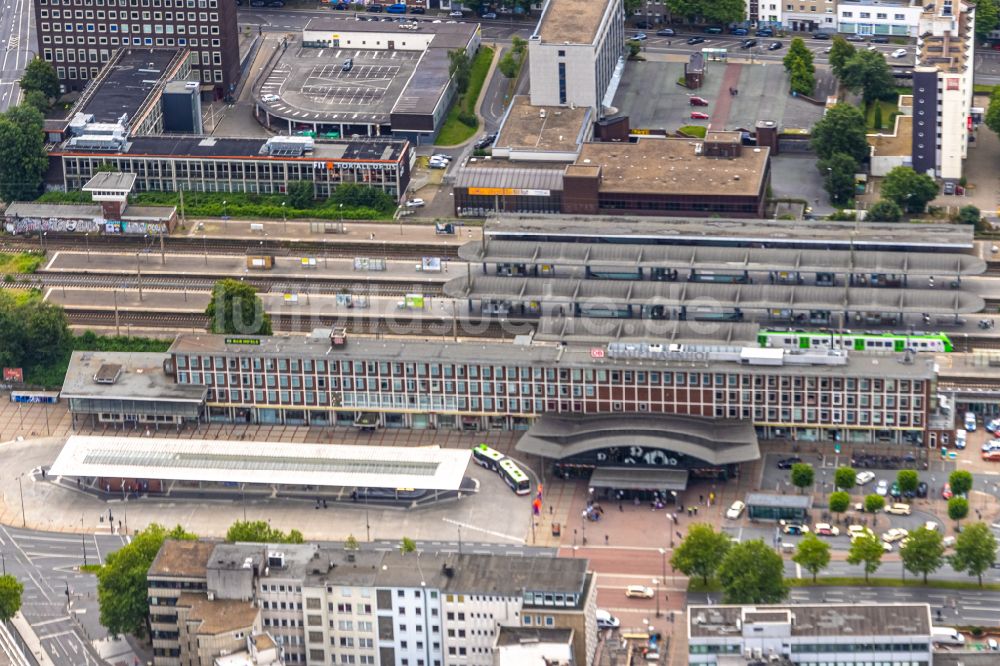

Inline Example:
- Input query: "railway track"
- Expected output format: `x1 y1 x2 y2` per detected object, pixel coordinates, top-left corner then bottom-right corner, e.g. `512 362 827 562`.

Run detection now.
64 309 510 338
9 273 446 296
0 232 461 260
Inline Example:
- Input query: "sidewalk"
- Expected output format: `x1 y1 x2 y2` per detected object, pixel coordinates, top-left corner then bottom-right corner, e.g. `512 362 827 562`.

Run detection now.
177 219 480 244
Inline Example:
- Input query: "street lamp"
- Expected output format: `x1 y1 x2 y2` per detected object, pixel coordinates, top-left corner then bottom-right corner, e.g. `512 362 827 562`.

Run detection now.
85 232 90 263
282 201 287 234
223 200 228 228
654 577 661 618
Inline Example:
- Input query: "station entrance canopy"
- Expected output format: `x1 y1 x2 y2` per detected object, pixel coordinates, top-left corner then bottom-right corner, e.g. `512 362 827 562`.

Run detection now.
588 468 690 492
49 436 471 491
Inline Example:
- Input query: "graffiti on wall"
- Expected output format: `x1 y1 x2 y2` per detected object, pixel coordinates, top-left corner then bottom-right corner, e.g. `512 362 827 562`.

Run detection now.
4 217 167 235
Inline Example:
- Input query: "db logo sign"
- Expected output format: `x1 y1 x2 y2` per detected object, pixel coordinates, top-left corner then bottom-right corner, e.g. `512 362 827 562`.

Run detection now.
590 348 605 358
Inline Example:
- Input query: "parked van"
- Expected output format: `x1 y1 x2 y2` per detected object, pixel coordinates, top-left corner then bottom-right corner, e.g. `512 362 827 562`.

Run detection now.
932 627 966 646
596 609 620 629
386 3 407 13
955 429 967 449
965 411 977 431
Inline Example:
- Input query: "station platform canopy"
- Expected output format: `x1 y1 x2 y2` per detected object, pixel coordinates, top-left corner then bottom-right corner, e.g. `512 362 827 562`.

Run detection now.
533 318 760 345
460 240 986 277
445 275 986 315
49 436 471 491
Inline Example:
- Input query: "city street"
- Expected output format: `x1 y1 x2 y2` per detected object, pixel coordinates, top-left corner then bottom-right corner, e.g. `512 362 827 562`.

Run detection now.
0 0 33 112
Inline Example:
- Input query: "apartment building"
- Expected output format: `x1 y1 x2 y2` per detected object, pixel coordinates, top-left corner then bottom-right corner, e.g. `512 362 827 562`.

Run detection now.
837 0 924 37
783 0 836 32
746 0 784 27
528 0 625 112
147 540 597 666
34 0 240 98
912 0 975 181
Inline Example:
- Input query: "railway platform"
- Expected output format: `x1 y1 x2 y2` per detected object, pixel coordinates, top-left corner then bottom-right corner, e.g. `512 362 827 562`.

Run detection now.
42 251 460 284
180 218 479 245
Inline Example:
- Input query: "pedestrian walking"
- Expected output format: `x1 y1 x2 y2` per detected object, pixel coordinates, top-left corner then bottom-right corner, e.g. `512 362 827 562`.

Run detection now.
618 502 623 512
604 534 609 545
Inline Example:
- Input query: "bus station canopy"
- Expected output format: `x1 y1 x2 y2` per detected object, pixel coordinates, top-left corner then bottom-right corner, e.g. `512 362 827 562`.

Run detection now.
49 436 471 491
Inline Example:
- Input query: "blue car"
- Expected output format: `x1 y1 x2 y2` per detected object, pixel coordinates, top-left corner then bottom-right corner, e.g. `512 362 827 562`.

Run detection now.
631 33 647 41
756 28 774 37
731 28 748 36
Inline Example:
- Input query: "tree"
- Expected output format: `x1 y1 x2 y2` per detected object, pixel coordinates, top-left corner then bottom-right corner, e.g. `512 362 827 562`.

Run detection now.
511 36 527 55
226 520 305 544
400 537 417 554
866 199 903 222
896 470 919 496
956 205 981 226
873 103 883 130
701 0 745 24
828 37 856 80
952 522 998 586
846 533 884 582
834 466 857 491
205 279 272 336
783 37 815 74
19 58 60 101
899 526 944 583
717 540 787 604
790 463 814 493
793 533 831 582
811 104 869 163
626 39 642 59
498 52 519 78
819 152 858 206
948 496 970 526
881 166 939 214
985 86 1000 136
949 470 974 497
789 60 816 96
448 49 471 94
975 0 1000 40
96 524 196 637
0 104 49 202
864 493 885 514
840 49 896 105
330 183 396 211
345 535 360 551
0 575 24 621
286 180 313 209
828 491 850 514
670 523 732 585
22 89 50 113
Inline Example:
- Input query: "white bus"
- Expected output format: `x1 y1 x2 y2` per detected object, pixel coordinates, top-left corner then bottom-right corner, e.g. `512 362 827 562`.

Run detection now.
471 443 505 472
498 459 531 495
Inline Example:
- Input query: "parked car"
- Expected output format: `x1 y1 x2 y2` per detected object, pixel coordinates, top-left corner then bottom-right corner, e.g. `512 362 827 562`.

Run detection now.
449 10 464 16
631 33 648 41
726 500 746 519
943 535 957 549
848 524 873 540
656 28 676 36
871 35 889 43
731 28 748 36
777 456 802 469
885 503 911 516
428 159 448 169
983 450 1000 462
689 96 709 106
856 471 876 486
875 479 889 496
767 41 783 51
882 528 909 542
955 429 968 449
756 28 773 37
813 523 840 537
634 20 653 29
867 44 879 51
480 11 496 18
690 111 709 119
261 94 279 102
846 34 866 42
741 38 758 49
982 439 1000 452
687 36 705 45
812 32 831 39
965 411 977 431
625 585 654 599
780 521 809 535
704 26 722 34
404 198 425 208
925 521 939 532
430 153 452 163
891 48 908 58
916 481 928 498
942 482 953 499
889 482 902 499
986 418 1000 433
596 609 620 629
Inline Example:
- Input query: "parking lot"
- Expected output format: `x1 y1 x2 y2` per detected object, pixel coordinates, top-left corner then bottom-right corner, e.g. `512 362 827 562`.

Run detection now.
258 47 418 123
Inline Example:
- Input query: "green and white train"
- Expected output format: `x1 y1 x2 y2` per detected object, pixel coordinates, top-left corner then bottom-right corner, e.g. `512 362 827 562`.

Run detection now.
758 330 954 353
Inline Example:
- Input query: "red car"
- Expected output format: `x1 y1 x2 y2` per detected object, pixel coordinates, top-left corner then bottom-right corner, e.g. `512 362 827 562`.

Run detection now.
690 111 709 120
689 96 709 106
941 482 953 500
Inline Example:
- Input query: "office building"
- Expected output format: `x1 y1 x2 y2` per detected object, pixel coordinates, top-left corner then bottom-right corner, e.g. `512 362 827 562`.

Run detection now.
35 0 239 98
528 0 625 112
687 603 932 665
838 0 924 38
783 0 837 33
147 540 597 666
912 0 975 181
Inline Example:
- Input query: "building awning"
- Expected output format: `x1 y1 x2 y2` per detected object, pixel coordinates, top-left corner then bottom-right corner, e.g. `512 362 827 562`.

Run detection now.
589 467 690 491
515 414 760 466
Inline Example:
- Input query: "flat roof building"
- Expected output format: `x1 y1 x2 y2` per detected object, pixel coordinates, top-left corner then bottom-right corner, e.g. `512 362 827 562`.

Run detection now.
455 136 772 218
148 541 597 666
687 603 932 665
529 0 625 112
254 18 480 142
35 0 239 99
